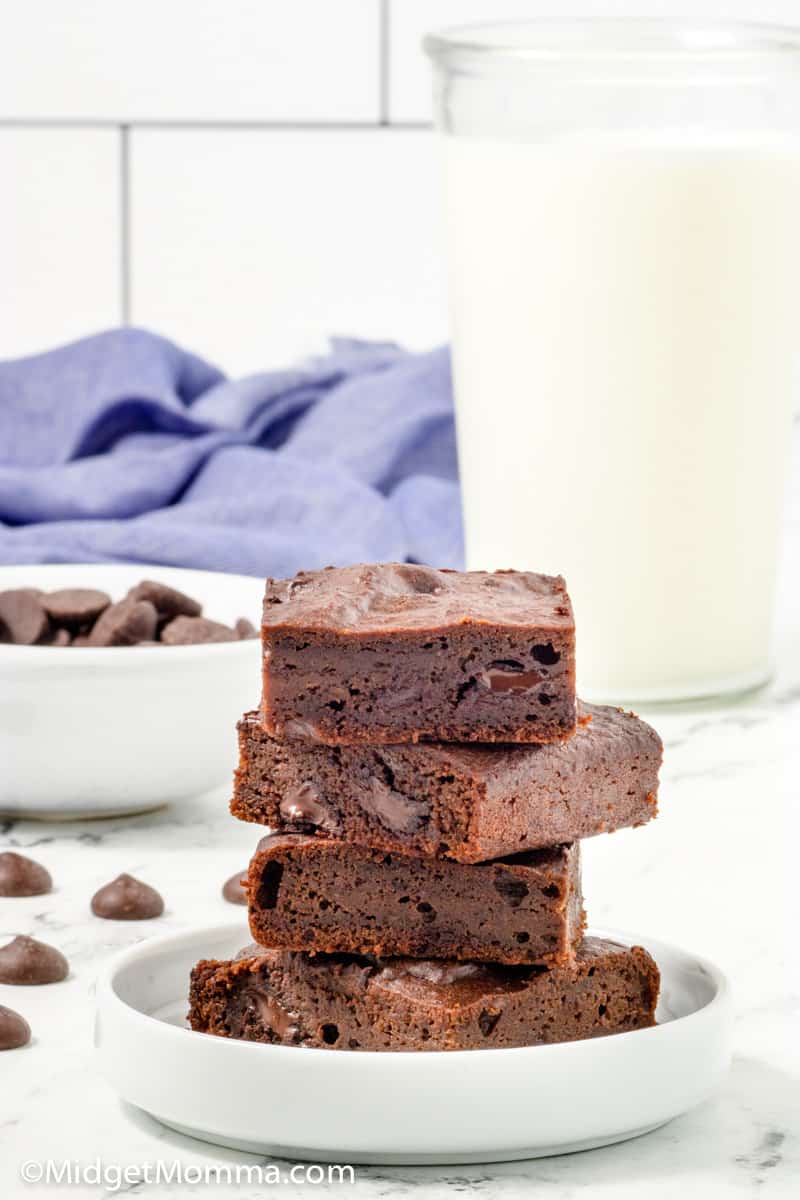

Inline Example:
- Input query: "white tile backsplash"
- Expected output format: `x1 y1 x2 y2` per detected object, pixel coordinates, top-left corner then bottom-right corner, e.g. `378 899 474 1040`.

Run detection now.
0 0 379 123
4 1 800 366
0 129 120 360
130 129 448 373
390 0 800 122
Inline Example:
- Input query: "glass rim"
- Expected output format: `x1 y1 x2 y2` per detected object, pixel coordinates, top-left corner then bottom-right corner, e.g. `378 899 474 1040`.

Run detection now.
422 18 800 67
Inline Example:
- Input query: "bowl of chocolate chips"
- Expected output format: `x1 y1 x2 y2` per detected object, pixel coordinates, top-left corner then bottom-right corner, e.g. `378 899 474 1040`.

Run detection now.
0 564 263 818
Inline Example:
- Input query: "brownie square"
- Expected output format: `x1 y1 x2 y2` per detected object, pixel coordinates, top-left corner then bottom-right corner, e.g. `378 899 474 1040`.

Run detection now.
188 937 660 1052
260 563 576 745
246 834 584 966
232 702 661 862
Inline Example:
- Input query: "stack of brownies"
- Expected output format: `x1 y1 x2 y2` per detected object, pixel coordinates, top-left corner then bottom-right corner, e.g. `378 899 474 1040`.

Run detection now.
189 563 662 1051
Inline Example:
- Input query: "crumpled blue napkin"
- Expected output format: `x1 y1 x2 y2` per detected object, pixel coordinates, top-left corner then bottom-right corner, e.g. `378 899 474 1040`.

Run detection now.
0 330 463 576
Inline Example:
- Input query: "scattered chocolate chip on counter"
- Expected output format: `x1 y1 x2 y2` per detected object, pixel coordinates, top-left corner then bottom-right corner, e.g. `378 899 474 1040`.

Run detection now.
91 873 165 920
0 579 258 647
0 936 69 985
222 871 249 905
0 1005 31 1051
0 851 53 897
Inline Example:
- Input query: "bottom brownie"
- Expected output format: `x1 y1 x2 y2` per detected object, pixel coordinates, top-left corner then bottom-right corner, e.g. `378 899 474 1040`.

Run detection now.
188 937 659 1052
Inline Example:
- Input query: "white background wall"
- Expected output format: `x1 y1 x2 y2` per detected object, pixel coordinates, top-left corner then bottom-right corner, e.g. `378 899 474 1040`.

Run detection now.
3 0 800 373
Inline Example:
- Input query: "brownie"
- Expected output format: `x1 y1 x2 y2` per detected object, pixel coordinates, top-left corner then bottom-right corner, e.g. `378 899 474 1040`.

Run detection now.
188 936 660 1052
232 702 661 862
247 834 584 966
260 563 576 745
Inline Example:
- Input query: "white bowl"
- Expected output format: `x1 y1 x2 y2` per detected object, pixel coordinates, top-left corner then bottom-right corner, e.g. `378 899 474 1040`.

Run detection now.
0 564 264 818
95 922 732 1165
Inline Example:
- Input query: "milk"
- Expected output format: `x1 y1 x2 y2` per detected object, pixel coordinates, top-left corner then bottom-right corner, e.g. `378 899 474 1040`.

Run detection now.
444 134 800 700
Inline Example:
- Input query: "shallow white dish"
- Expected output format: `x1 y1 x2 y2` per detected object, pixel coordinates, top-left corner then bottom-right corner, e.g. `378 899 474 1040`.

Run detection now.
0 563 263 818
95 921 732 1165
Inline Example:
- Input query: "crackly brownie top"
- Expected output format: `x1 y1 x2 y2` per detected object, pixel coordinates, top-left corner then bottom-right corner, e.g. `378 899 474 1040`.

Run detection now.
240 701 661 778
262 563 573 635
233 936 639 1010
251 831 575 873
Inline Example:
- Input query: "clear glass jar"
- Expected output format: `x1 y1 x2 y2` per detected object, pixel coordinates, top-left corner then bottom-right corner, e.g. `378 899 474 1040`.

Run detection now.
425 21 800 703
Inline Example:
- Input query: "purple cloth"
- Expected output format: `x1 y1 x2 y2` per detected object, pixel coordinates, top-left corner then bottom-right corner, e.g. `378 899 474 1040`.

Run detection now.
0 329 463 576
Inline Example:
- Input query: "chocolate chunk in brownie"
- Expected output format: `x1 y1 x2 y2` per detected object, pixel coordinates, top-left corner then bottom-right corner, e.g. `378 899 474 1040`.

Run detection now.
188 936 659 1052
260 563 576 744
246 834 583 966
232 702 661 862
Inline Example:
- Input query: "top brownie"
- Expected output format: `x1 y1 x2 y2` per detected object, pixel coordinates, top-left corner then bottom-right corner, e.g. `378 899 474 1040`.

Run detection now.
261 563 576 745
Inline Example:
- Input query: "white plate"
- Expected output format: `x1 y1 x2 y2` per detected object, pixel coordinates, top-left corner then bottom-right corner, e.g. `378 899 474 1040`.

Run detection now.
0 563 263 818
95 921 732 1165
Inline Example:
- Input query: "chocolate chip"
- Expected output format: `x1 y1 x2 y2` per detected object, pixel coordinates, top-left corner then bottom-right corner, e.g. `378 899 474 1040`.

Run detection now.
0 852 52 897
279 781 339 832
478 1008 501 1037
0 1005 31 1050
0 936 68 985
222 871 248 905
245 988 300 1041
0 589 49 645
160 616 237 645
395 960 482 986
481 661 543 692
359 776 429 835
234 617 258 639
493 873 530 908
42 588 111 627
392 564 444 594
87 598 158 646
283 719 325 742
42 627 72 646
126 580 202 621
91 873 164 920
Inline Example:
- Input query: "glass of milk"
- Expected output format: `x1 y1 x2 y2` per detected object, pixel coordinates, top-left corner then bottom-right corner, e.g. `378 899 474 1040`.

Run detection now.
425 21 800 703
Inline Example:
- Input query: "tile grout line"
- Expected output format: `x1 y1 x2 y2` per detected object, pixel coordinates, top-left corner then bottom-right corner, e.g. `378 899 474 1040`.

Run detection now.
119 124 131 324
0 119 432 130
379 0 390 125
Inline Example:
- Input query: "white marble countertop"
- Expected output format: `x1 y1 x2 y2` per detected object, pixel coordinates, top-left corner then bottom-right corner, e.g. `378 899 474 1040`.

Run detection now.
2 468 798 1198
